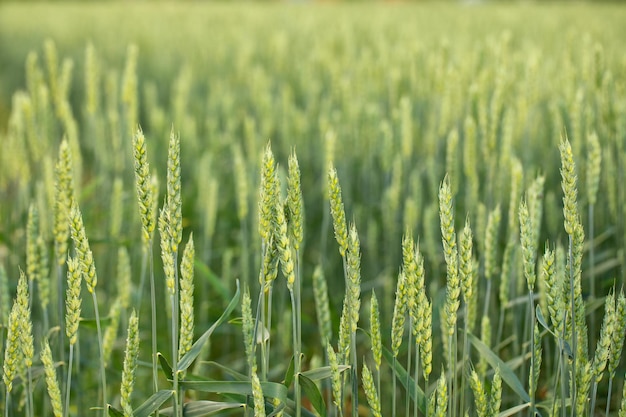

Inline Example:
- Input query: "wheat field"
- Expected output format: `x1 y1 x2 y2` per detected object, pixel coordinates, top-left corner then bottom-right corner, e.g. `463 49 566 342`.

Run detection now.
1 2 626 417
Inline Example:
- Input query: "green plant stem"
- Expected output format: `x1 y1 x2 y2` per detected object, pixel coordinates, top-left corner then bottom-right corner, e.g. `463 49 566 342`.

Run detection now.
460 305 469 417
589 203 596 346
4 390 9 417
406 325 412 417
170 291 179 417
56 263 66 393
392 356 397 417
604 377 614 417
414 345 419 417
290 288 301 417
529 290 536 417
90 291 107 416
64 344 74 417
26 366 33 417
568 235 577 417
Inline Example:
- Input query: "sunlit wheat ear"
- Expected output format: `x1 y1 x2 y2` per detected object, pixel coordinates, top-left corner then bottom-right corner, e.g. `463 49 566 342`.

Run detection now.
327 343 342 411
362 363 382 417
312 265 332 345
402 233 420 334
338 297 351 363
435 369 448 417
159 207 176 295
469 369 487 417
241 285 255 371
559 136 579 236
489 367 502 416
507 157 523 238
41 339 63 417
420 298 433 381
287 149 303 249
251 368 266 417
592 290 615 382
65 256 82 345
102 299 122 368
179 233 195 360
3 301 22 393
132 128 156 244
608 291 626 379
260 235 279 290
575 360 592 416
328 165 348 257
346 223 361 333
542 247 563 333
370 291 382 372
17 270 34 370
439 176 460 336
484 204 501 281
586 131 601 206
167 128 182 248
391 270 408 357
528 175 545 246
258 142 277 242
54 139 75 266
273 194 295 290
459 217 474 305
519 201 536 291
69 201 97 293
120 310 139 417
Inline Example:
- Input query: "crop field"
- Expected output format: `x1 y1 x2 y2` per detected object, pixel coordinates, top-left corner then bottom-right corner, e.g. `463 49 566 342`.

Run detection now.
1 2 626 417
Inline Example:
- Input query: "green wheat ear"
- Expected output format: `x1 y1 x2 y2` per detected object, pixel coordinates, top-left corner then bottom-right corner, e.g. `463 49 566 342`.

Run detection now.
120 310 140 417
328 165 348 257
362 363 382 417
41 339 63 417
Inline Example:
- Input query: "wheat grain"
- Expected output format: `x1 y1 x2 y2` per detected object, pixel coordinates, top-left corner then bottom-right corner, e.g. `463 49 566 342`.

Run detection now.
328 165 348 257
370 291 382 371
121 310 139 417
362 363 382 417
132 128 156 245
287 150 304 250
179 233 195 360
41 339 63 417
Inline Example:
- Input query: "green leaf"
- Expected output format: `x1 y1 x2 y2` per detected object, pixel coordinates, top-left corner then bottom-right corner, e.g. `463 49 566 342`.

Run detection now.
158 352 173 379
107 405 124 417
266 401 286 417
535 305 556 338
299 373 326 417
179 380 288 404
178 282 241 372
468 333 530 403
301 365 350 381
382 346 426 413
497 403 531 417
197 361 247 381
181 400 243 416
283 355 295 387
134 390 174 417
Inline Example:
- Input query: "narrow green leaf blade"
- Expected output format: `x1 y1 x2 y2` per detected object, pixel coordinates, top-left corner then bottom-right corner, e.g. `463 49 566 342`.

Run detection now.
299 373 327 417
468 333 530 402
301 365 349 381
134 390 174 417
107 405 124 417
382 346 426 413
178 282 241 372
179 380 288 403
181 400 243 416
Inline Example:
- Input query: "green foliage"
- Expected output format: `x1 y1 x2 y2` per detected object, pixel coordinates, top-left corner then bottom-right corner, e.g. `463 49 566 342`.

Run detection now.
1 3 626 417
